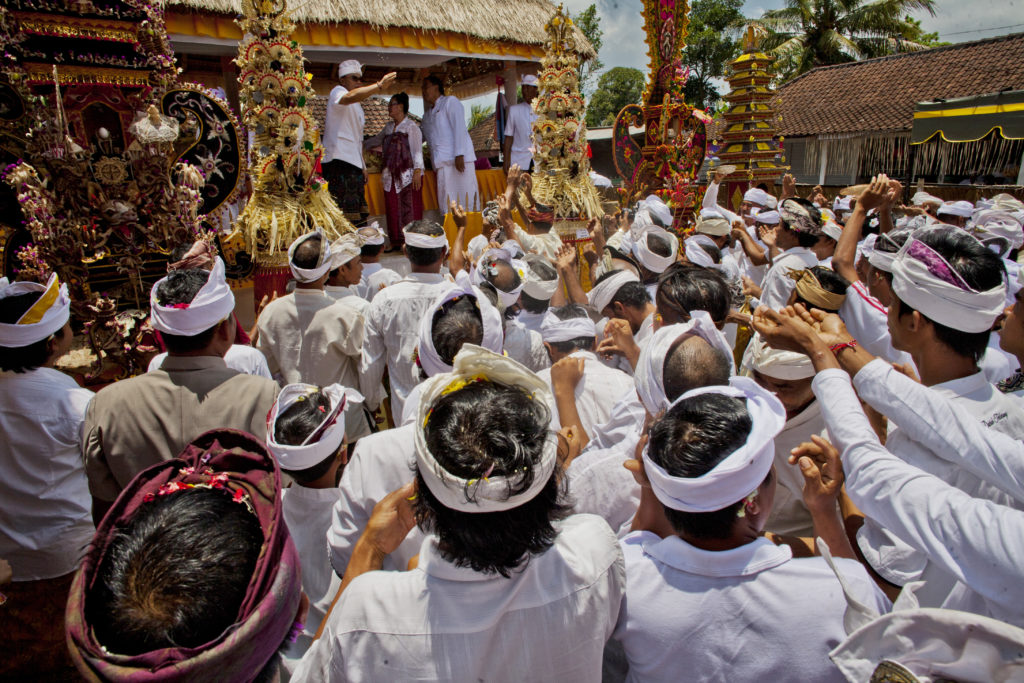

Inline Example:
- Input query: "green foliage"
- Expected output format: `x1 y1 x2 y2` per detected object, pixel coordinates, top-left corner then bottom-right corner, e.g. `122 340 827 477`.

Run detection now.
901 16 950 47
683 0 745 110
747 0 938 82
573 4 604 94
468 103 495 130
585 66 645 127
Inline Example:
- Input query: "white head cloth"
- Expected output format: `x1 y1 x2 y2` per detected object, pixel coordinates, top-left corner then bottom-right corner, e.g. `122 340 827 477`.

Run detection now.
288 230 333 283
632 225 679 273
867 247 896 273
150 257 236 337
857 234 878 264
890 233 1006 333
474 257 528 309
414 345 558 513
684 236 715 268
743 188 771 207
520 74 539 87
467 234 489 263
265 383 363 470
754 210 780 225
833 196 853 213
588 269 640 314
696 208 731 236
748 334 815 380
417 270 504 377
911 191 943 208
642 195 673 227
642 375 786 512
330 233 363 268
358 222 385 246
634 311 735 415
403 227 448 249
973 210 1024 250
501 240 525 259
0 273 71 347
337 59 362 78
822 219 843 241
539 308 597 343
522 259 559 300
937 200 974 218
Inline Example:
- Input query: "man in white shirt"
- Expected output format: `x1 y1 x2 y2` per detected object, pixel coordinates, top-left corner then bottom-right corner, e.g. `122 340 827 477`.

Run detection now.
588 269 656 372
324 233 368 316
502 74 538 173
322 60 396 221
516 254 558 333
360 219 451 420
353 223 401 300
753 197 820 309
421 74 479 211
613 377 888 682
298 347 624 682
0 274 94 679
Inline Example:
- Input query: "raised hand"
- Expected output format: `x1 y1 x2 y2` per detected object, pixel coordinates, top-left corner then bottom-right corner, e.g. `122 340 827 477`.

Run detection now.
551 355 585 391
856 174 890 212
751 305 822 354
363 481 417 557
449 200 467 229
789 435 845 514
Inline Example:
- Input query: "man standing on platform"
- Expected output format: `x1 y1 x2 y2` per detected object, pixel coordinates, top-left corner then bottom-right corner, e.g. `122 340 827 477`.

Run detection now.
323 60 396 223
503 74 539 173
421 74 479 212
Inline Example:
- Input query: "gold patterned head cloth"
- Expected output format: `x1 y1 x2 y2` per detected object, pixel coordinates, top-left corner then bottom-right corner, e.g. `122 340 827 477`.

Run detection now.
787 268 846 311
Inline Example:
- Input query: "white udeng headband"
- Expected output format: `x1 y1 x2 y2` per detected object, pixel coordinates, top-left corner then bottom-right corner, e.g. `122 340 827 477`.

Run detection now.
416 271 504 377
632 226 678 273
330 233 363 268
414 345 558 513
403 229 448 249
891 235 1006 333
0 272 71 348
634 311 735 415
539 309 596 343
150 257 236 337
588 269 640 314
684 237 715 268
358 222 386 246
642 376 786 513
522 262 559 300
288 230 334 283
748 334 814 380
265 383 363 471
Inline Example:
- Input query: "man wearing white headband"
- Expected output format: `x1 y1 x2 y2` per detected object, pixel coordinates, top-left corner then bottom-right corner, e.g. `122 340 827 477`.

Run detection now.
421 74 479 211
301 346 625 681
323 60 397 221
848 226 1024 602
267 383 361 659
754 198 821 310
588 269 656 371
354 223 401 301
502 74 539 173
471 254 548 372
0 274 95 675
537 304 633 439
632 226 679 299
936 200 974 228
84 260 279 515
516 254 559 334
613 377 887 681
361 219 452 420
325 233 368 315
257 231 347 386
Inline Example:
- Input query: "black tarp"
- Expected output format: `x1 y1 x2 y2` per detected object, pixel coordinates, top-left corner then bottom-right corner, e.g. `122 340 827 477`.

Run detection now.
911 90 1024 144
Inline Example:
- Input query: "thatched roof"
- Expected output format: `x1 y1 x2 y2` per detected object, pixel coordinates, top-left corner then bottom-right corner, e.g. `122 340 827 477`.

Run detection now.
162 0 596 59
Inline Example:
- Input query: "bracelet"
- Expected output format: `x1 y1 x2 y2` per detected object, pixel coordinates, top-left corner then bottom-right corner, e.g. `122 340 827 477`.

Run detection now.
829 339 858 354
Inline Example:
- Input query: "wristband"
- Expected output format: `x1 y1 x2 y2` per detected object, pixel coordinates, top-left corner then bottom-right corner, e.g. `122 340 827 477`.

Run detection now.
829 339 858 354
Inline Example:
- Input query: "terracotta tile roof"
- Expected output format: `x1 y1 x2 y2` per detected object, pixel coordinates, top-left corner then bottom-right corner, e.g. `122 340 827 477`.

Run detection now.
776 32 1024 137
308 96 421 137
469 112 501 154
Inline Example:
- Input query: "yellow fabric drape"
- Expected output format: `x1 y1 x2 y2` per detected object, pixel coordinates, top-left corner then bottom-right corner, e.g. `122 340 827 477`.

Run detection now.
364 169 507 215
441 209 526 248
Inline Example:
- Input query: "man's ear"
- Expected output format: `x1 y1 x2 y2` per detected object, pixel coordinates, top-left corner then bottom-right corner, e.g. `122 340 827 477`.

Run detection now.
543 341 555 361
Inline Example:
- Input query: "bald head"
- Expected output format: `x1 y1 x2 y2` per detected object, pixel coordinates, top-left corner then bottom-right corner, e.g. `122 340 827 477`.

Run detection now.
481 259 521 293
663 334 731 402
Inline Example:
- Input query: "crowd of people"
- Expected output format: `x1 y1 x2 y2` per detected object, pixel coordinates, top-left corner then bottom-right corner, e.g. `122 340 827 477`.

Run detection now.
4 70 1024 682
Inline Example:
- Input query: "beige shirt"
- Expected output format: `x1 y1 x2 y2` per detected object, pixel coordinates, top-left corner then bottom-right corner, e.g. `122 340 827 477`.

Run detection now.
83 355 279 501
256 289 337 385
303 298 370 439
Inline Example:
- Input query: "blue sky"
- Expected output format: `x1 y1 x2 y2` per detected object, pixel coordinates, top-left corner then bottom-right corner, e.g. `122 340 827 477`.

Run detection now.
439 0 1022 120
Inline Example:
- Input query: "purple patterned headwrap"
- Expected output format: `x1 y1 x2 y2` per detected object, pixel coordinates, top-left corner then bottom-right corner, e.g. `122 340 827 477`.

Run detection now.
66 429 302 682
779 198 824 236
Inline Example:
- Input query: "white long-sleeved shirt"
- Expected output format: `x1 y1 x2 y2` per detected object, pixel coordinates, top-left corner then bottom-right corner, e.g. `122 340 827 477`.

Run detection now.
296 514 625 683
360 272 450 418
503 319 550 373
322 85 365 168
537 350 634 437
614 532 889 682
256 289 337 384
420 95 475 168
302 298 369 440
0 368 94 581
357 262 402 301
814 369 1024 627
324 285 370 316
837 281 913 366
513 226 563 261
765 398 827 538
758 245 818 309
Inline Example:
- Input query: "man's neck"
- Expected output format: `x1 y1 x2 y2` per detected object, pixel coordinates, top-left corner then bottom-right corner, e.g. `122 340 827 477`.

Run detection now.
410 265 441 275
361 256 380 264
295 282 324 291
627 303 657 333
912 345 979 387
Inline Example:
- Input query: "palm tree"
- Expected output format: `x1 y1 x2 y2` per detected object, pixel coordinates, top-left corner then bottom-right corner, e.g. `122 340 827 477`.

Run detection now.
747 0 937 81
468 104 495 130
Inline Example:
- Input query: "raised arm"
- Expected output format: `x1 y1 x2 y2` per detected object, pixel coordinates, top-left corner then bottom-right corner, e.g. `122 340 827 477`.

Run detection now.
338 72 397 105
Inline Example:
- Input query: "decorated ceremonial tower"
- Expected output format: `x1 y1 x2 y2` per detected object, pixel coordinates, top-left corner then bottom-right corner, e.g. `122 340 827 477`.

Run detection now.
715 27 788 209
611 0 709 230
233 0 353 300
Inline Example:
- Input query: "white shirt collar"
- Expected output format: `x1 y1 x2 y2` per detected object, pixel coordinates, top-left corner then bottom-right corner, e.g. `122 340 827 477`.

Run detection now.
930 371 991 400
405 272 445 284
417 534 496 583
293 287 327 296
642 534 793 578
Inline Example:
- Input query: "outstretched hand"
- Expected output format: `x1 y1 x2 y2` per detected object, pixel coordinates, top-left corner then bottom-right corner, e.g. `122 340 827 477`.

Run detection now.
856 174 890 212
751 305 822 355
363 482 417 557
449 200 467 229
789 435 845 514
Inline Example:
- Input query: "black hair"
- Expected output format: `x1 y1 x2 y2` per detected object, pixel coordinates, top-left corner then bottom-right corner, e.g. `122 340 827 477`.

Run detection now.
0 291 67 373
647 393 754 539
520 255 557 314
154 269 220 352
532 201 554 231
646 232 672 258
292 235 323 270
786 225 820 249
793 265 850 314
663 336 732 402
414 379 569 577
893 228 1006 363
274 389 344 484
656 263 730 325
424 74 445 96
868 229 912 285
605 280 650 311
390 92 410 114
432 295 483 366
89 486 263 655
168 245 191 262
404 219 447 266
547 303 595 354
698 240 722 264
360 242 383 258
